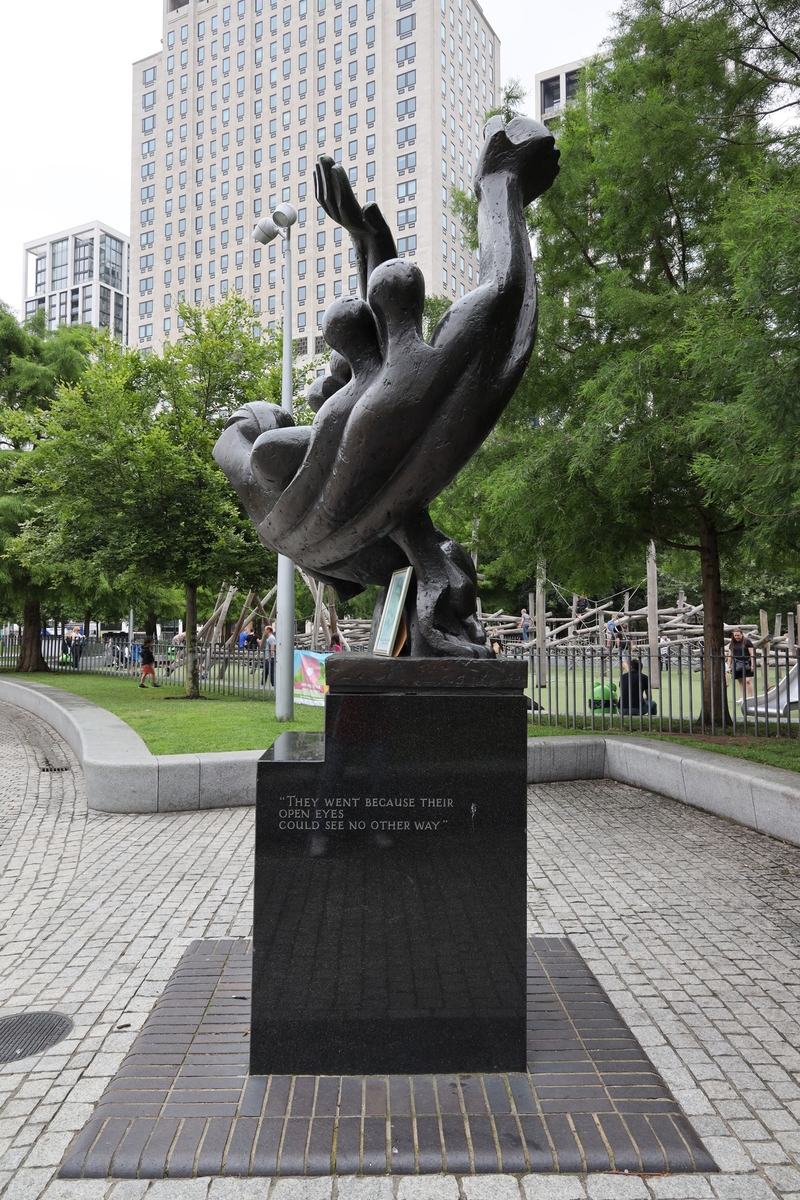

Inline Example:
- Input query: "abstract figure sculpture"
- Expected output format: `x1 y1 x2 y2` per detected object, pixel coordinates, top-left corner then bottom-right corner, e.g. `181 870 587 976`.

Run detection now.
214 116 559 656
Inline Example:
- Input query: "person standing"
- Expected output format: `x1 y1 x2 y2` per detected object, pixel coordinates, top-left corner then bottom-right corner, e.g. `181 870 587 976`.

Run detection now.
138 638 161 689
70 632 84 671
726 627 755 697
263 625 277 687
517 608 532 642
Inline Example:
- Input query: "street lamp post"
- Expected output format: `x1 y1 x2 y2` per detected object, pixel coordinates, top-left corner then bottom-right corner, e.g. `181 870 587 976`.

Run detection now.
254 203 297 721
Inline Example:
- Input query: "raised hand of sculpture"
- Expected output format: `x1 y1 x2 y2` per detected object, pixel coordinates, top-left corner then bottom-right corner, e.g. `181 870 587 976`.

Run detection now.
213 116 559 657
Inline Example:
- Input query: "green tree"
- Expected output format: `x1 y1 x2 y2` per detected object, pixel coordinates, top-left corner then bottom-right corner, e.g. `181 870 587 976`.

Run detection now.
449 0 798 721
0 307 95 669
686 172 800 569
16 298 284 695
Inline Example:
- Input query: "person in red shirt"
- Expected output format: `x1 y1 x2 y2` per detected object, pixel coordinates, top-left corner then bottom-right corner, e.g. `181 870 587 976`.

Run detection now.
138 639 161 689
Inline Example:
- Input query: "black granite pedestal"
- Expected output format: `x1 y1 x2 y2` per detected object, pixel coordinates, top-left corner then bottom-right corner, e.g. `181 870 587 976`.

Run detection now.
251 657 528 1077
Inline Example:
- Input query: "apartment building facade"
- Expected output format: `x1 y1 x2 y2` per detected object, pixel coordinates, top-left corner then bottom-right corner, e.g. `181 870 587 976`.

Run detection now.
533 60 585 128
22 221 130 344
131 0 499 354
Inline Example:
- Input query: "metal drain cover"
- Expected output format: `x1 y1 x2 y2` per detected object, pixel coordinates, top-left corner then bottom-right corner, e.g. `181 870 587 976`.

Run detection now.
0 1012 73 1063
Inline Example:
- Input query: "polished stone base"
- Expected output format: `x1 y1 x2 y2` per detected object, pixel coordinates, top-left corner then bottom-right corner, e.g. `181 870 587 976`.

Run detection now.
59 937 717 1178
252 657 529 1076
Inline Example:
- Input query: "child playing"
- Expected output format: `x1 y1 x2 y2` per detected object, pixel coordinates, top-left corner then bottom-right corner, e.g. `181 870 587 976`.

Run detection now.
138 639 161 688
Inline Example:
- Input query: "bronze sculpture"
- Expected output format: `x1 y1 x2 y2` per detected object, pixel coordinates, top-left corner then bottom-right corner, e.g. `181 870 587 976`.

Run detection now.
213 116 559 657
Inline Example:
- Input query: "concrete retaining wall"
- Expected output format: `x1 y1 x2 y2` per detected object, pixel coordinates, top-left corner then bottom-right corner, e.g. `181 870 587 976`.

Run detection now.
0 678 261 814
3 679 800 846
529 735 800 848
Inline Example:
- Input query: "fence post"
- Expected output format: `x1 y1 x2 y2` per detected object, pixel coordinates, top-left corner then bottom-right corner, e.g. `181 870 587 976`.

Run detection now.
646 541 660 691
535 565 546 687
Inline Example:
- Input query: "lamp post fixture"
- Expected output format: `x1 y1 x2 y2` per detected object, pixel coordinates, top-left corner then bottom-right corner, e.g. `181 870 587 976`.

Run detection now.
254 202 297 721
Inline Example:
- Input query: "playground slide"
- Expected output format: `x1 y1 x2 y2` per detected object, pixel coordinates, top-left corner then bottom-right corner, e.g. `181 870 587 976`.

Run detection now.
740 661 800 718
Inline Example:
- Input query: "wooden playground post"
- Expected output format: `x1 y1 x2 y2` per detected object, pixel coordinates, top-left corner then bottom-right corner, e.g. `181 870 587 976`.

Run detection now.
311 580 324 652
327 587 339 641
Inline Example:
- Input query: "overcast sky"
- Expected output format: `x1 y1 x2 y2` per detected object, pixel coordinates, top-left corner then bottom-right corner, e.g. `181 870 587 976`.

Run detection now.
0 0 615 315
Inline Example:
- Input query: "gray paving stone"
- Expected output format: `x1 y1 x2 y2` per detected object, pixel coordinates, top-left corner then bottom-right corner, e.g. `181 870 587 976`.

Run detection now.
703 1138 757 1173
649 1179 715 1199
585 1177 649 1200
0 1170 58 1200
711 1176 780 1198
38 1184 110 1200
460 1178 521 1200
106 1185 151 1200
395 1181 460 1200
336 1180 395 1200
269 1182 333 1200
21 1131 78 1168
145 1184 210 1200
520 1179 587 1200
763 1164 800 1190
206 1182 270 1200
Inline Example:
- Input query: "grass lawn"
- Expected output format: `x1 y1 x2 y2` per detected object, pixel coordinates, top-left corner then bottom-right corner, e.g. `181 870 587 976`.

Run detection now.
527 717 800 773
6 671 324 756
5 668 798 773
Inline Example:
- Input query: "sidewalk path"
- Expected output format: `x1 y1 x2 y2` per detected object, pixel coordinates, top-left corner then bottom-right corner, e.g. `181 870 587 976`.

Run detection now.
2 700 800 1199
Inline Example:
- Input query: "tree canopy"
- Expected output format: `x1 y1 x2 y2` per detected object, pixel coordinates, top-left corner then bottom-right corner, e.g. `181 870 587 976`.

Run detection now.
12 297 284 691
436 0 800 712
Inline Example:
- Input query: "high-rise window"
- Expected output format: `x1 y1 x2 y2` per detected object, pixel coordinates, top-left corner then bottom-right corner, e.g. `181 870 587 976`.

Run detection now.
73 237 94 283
100 235 125 288
51 239 68 289
541 76 560 115
99 286 112 329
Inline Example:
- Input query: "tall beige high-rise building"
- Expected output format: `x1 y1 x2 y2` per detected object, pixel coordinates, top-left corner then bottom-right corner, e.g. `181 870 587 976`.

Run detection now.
131 0 500 354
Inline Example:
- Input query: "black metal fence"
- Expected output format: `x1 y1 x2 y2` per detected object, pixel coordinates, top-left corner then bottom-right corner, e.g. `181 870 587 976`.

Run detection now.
0 635 281 700
516 643 800 737
1 635 798 735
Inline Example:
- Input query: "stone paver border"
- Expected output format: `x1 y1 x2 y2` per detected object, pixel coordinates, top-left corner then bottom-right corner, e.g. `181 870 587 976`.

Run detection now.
2 680 799 850
59 938 714 1179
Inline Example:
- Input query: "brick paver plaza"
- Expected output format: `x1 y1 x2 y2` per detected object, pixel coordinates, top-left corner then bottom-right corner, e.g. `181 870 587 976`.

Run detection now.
3 699 800 1199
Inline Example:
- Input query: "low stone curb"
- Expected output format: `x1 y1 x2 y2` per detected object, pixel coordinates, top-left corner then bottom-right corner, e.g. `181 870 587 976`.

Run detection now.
0 678 260 815
3 678 799 847
529 736 800 848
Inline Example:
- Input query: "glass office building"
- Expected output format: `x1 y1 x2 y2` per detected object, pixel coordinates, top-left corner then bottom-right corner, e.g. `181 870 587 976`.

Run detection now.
23 221 130 344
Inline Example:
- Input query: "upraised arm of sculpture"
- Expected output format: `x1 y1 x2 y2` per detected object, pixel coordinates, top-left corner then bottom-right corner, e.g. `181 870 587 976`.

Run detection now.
213 116 559 656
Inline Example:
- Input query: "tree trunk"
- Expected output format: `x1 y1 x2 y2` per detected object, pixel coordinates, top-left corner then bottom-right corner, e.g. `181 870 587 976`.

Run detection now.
699 509 730 731
18 597 48 673
185 583 200 699
145 607 158 640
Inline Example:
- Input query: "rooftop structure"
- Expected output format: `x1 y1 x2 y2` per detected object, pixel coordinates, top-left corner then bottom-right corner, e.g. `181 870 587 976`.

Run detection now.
22 220 130 344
